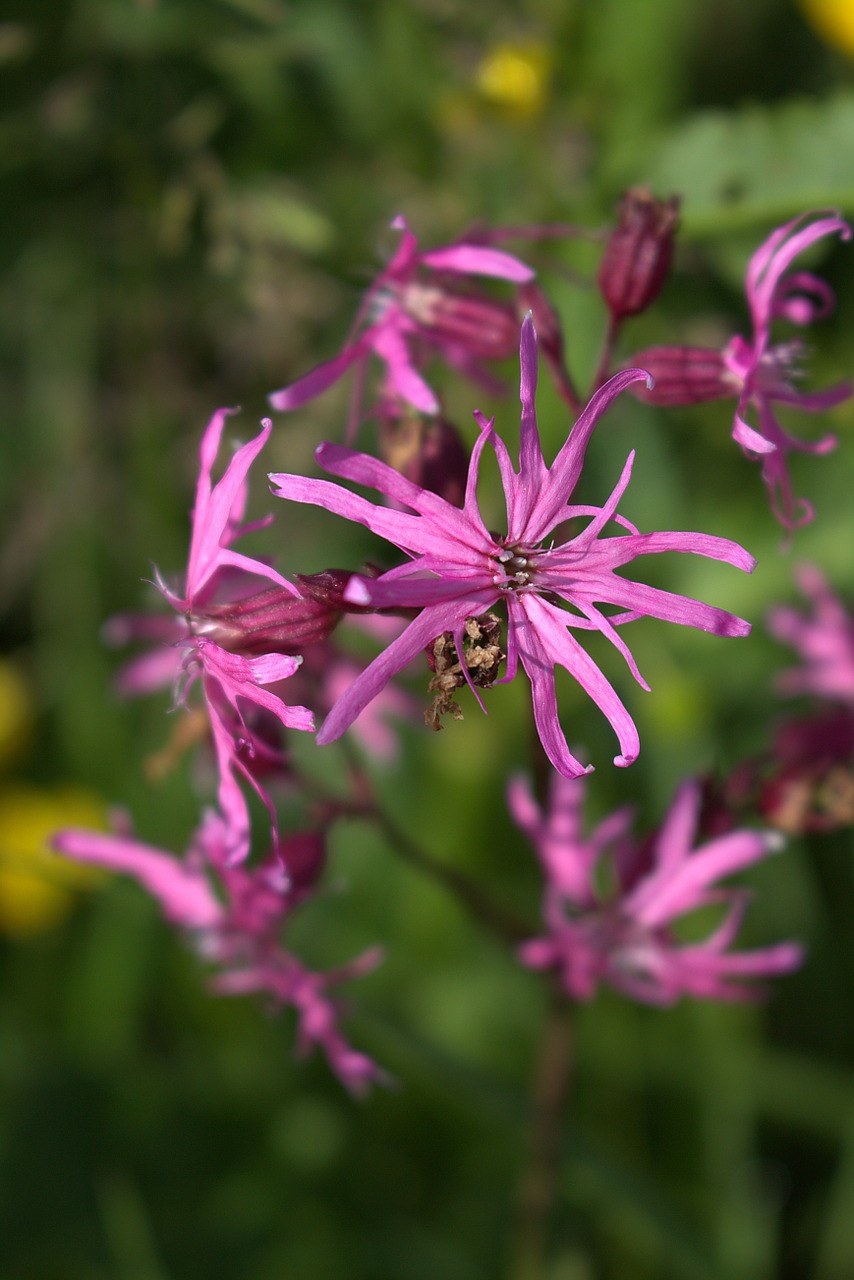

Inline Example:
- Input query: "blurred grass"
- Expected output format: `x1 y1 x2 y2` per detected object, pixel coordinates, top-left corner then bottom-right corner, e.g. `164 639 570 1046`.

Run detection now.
1 1 854 1278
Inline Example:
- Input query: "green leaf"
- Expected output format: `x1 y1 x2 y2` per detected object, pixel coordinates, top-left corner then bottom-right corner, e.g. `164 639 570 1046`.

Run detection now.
610 93 854 235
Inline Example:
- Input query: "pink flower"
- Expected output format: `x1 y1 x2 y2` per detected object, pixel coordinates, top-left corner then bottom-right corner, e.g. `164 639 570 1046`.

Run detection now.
53 812 385 1095
724 212 851 528
631 213 851 529
514 772 803 1004
271 316 755 779
768 564 854 704
269 215 534 434
143 409 315 860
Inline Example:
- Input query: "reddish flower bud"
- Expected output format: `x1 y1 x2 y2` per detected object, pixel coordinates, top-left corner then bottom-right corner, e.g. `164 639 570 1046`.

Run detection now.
598 188 680 321
379 410 468 507
278 828 327 893
625 345 735 406
295 569 364 613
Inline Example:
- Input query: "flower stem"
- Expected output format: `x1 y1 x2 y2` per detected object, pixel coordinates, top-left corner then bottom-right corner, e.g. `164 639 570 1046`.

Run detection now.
592 313 621 392
371 802 531 944
314 743 532 946
510 988 574 1280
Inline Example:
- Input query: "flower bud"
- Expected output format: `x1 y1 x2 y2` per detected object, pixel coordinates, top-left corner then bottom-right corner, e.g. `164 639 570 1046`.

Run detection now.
278 828 327 893
379 410 468 507
598 188 680 321
624 345 735 406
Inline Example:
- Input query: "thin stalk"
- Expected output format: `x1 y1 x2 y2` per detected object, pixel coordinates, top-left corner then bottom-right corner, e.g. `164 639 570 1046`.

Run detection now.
310 743 531 946
510 988 574 1280
591 313 621 392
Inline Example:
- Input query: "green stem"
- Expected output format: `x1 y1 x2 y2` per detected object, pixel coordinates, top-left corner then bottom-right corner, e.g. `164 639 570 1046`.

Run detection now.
310 744 532 946
510 988 574 1280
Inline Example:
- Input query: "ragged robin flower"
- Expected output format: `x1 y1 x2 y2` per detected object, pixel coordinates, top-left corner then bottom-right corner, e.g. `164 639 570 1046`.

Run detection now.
768 564 854 705
271 316 755 779
128 409 315 862
630 212 851 529
53 811 384 1094
514 771 803 1004
269 215 534 437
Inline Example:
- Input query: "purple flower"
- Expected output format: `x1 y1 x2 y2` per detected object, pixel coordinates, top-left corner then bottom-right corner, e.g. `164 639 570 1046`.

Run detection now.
145 409 315 859
271 316 755 779
53 812 385 1095
513 772 803 1004
768 564 854 704
268 215 534 434
631 213 851 529
724 212 851 528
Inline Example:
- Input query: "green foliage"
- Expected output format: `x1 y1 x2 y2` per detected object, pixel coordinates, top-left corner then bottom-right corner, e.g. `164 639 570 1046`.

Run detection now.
1 2 853 1278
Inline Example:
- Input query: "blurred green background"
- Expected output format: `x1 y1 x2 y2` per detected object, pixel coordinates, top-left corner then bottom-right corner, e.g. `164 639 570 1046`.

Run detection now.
2 1 854 1277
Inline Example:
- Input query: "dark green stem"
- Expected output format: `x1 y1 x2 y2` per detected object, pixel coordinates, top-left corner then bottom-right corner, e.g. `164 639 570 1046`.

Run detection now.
510 988 574 1280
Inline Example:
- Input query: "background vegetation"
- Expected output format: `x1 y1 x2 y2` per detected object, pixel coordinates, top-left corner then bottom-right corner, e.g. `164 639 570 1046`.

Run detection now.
2 1 854 1277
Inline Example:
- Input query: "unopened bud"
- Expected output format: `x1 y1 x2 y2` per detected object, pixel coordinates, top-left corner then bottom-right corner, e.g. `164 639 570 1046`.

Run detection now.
625 345 735 406
278 829 327 892
598 188 680 321
295 569 368 614
380 411 468 507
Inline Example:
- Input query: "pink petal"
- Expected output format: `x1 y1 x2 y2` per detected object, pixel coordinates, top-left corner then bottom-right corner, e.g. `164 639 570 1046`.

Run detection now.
650 779 701 875
372 322 439 413
316 597 484 745
523 368 652 544
420 243 535 282
733 408 778 455
199 641 315 733
271 463 486 567
515 315 549 517
268 339 369 411
627 830 782 928
53 829 222 929
514 593 639 774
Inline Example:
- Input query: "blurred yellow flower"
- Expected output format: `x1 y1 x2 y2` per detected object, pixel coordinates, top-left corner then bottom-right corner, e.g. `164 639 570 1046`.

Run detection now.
474 42 551 118
0 660 34 768
799 0 854 58
0 785 107 936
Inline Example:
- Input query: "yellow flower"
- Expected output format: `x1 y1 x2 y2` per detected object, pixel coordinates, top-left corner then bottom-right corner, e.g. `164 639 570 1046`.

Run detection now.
474 42 551 118
799 0 854 58
0 785 107 936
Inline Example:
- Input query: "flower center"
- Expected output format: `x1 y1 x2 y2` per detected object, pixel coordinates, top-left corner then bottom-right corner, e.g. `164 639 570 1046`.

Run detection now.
493 544 537 591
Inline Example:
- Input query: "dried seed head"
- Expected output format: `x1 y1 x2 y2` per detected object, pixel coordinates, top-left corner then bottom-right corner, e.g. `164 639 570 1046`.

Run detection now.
424 613 505 729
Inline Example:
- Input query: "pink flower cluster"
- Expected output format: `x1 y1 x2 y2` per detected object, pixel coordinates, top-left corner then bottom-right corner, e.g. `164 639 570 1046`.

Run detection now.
55 812 385 1095
512 771 802 1003
53 200 848 1089
629 213 851 529
768 564 854 704
271 315 755 778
